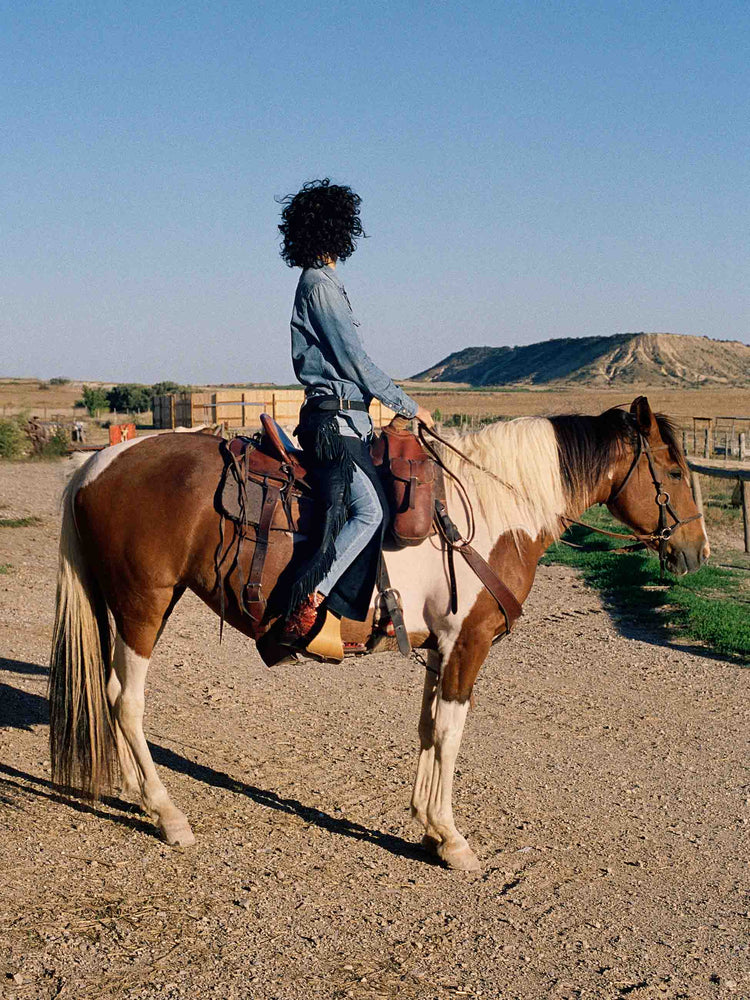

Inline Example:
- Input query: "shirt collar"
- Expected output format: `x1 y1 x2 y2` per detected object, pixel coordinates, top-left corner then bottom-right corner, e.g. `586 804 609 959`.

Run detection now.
320 264 344 290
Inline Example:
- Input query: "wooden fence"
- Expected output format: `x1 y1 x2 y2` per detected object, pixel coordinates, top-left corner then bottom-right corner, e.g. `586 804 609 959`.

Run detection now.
685 417 750 461
688 459 750 553
152 390 396 432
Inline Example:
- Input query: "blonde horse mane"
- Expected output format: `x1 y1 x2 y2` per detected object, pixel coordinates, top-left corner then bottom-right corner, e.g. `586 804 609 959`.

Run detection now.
437 417 566 541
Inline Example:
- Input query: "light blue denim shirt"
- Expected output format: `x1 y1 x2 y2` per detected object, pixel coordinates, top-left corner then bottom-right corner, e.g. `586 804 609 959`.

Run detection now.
291 265 418 439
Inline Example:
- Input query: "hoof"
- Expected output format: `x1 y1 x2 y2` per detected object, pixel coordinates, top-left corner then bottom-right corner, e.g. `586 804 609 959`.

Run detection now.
438 841 482 872
159 813 196 847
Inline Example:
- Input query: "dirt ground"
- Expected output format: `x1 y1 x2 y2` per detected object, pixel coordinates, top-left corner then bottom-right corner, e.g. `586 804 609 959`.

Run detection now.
0 460 747 1000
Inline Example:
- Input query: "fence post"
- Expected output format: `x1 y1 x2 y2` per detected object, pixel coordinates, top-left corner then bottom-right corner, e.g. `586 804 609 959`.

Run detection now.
682 430 688 455
740 432 746 461
742 481 750 554
690 471 704 517
703 429 709 458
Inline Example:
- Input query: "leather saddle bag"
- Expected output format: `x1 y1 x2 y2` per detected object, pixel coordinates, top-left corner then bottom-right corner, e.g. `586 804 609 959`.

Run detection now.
371 417 437 546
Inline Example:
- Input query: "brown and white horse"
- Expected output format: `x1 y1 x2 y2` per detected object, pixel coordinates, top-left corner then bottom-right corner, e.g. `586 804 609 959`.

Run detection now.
49 397 708 870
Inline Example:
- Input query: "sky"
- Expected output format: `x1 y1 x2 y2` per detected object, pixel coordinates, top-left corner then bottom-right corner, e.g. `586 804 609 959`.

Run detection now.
2 0 749 384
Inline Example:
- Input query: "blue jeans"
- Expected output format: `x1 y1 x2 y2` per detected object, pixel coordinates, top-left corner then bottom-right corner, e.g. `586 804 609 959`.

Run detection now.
316 463 383 598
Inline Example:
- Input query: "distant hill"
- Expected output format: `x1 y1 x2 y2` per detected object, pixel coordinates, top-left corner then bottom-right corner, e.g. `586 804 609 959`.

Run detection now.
411 333 750 387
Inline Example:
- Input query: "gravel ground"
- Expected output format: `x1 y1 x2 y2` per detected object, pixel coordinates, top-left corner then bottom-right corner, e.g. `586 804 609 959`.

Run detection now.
0 460 748 1000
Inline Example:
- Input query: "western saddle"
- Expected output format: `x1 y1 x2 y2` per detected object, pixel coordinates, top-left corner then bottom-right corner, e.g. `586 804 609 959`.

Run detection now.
218 413 522 664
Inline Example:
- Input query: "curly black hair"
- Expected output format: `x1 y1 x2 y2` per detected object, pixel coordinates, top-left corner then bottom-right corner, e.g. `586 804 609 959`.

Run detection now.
278 178 366 268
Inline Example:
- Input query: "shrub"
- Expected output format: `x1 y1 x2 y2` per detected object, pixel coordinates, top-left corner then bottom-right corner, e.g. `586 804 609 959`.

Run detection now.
37 428 70 458
0 418 26 459
49 377 70 385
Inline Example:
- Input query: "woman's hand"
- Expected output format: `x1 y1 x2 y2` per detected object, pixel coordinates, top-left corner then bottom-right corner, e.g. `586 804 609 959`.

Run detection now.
415 405 435 428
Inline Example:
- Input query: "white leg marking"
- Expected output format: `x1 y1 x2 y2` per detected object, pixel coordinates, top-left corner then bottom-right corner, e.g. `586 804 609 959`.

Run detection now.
411 660 440 843
111 632 195 846
426 697 479 871
105 668 140 800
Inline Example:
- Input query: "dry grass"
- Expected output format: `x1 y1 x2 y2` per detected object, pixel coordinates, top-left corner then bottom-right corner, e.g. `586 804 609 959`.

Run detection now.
3 377 749 437
0 378 95 419
400 382 750 429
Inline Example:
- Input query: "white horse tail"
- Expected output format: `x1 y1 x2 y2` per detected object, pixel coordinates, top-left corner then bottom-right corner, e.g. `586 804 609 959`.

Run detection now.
49 469 116 798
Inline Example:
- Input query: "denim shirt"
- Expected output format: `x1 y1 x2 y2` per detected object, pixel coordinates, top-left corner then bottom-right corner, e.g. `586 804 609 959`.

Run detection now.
291 265 418 439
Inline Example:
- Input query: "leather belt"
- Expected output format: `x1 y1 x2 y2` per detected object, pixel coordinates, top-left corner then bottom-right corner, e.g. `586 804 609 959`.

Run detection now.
303 395 369 413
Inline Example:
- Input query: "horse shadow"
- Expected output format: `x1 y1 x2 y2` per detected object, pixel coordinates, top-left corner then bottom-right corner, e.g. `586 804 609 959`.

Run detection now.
0 657 49 730
149 742 435 865
548 532 748 666
0 762 156 836
0 661 432 864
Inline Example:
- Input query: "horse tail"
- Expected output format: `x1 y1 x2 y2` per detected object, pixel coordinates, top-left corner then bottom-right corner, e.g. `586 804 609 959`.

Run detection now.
49 467 116 799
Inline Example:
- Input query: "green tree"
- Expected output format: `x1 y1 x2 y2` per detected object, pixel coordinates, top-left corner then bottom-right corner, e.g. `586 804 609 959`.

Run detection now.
151 380 186 396
107 384 151 413
0 417 26 459
78 386 109 416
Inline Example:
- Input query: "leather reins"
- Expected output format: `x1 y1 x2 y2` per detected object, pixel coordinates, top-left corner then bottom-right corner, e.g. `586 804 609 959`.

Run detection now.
418 421 703 581
561 431 704 574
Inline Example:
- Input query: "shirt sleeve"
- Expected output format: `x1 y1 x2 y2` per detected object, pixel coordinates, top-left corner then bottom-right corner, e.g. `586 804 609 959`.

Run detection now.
307 281 419 418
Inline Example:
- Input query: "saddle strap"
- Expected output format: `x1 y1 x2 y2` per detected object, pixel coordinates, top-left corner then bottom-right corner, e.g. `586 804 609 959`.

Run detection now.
456 543 523 635
243 481 281 625
377 556 412 657
434 500 522 635
409 471 418 509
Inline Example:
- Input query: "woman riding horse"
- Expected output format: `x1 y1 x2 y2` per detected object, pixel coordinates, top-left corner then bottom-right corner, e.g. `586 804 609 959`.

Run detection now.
277 178 433 656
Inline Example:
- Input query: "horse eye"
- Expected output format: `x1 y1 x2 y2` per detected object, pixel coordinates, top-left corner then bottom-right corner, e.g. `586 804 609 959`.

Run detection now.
668 469 682 481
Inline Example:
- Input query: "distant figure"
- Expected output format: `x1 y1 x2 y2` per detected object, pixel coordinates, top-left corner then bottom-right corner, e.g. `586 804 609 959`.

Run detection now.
276 177 432 656
72 421 85 444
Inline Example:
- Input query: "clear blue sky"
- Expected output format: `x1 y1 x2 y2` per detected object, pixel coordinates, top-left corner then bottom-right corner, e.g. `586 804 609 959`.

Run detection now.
2 0 749 384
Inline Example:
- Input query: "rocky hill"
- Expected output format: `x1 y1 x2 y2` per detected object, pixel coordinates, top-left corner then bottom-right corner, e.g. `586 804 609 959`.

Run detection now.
412 333 750 387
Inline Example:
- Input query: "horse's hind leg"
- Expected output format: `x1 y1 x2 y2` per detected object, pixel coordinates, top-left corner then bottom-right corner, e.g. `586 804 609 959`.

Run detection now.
110 626 195 847
106 669 140 800
107 586 185 805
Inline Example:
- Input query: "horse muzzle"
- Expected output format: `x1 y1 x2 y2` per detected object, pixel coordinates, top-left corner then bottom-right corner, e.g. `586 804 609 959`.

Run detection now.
664 538 710 576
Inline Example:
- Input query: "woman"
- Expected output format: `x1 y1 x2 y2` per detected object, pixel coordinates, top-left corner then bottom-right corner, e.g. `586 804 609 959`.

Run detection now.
277 178 432 655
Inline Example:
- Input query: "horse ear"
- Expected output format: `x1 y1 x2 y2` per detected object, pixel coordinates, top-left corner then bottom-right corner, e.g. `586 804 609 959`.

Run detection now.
630 396 656 435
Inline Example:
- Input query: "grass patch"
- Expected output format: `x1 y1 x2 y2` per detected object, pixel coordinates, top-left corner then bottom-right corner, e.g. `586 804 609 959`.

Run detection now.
542 507 749 660
0 563 12 574
0 515 43 528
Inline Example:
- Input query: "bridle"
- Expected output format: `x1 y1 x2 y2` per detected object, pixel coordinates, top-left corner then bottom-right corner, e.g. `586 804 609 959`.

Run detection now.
418 419 703 577
564 429 704 574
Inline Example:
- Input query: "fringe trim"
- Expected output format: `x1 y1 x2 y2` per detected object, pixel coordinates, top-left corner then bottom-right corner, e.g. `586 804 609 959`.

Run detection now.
289 415 354 611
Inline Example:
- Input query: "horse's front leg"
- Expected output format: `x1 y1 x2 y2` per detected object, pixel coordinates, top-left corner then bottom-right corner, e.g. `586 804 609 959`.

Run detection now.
423 687 477 870
411 629 494 871
411 652 441 851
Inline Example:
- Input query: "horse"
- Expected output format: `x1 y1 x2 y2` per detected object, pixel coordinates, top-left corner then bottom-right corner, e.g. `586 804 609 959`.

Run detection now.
49 396 708 871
